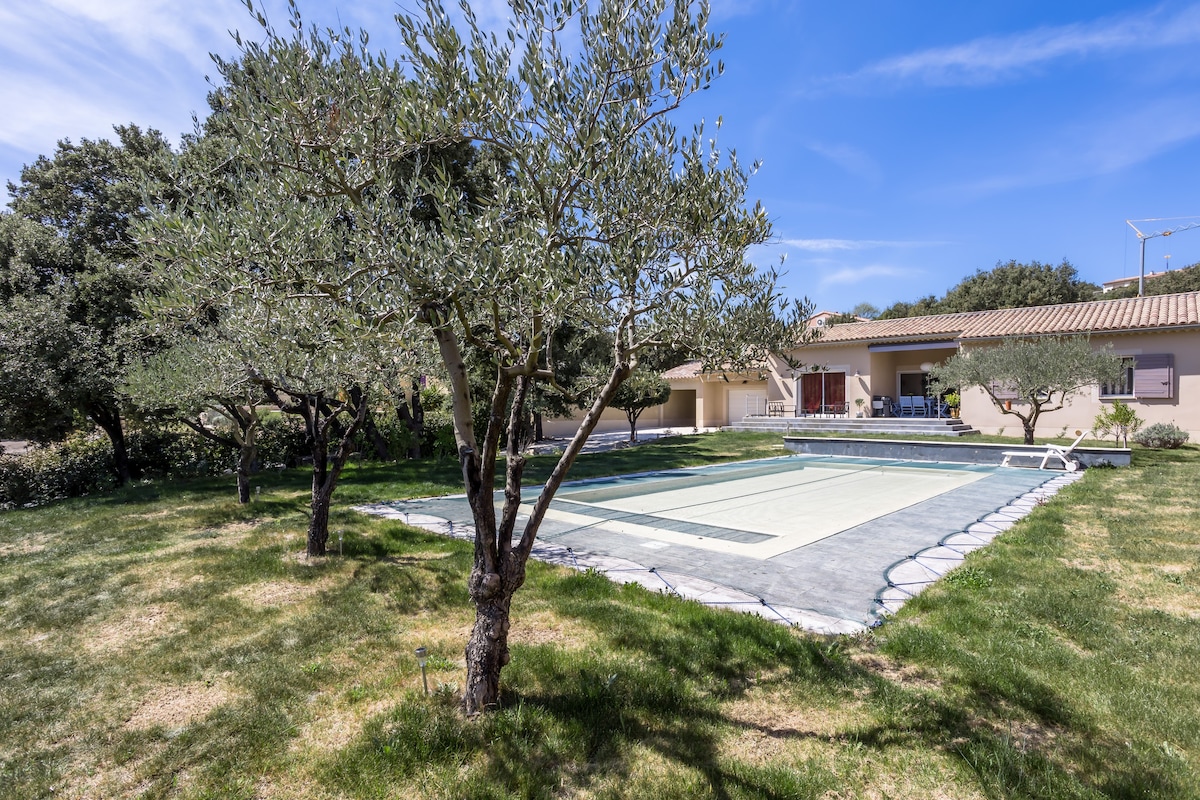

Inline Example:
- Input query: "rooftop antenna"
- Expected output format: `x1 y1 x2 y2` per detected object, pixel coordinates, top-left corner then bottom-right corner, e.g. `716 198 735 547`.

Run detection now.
1126 217 1200 296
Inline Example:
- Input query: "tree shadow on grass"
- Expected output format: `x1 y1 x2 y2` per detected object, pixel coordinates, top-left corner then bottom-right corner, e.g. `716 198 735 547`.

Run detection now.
303 552 1196 799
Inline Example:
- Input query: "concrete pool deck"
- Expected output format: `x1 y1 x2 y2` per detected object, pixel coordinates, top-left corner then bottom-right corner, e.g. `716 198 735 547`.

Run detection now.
354 455 1080 634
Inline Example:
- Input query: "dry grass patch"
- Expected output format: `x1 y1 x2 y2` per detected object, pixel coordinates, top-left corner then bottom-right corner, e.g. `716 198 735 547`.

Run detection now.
130 505 200 520
719 691 874 770
1116 586 1200 620
231 576 336 609
124 679 236 730
81 602 184 655
967 712 1063 755
824 761 986 800
508 608 600 649
722 691 870 742
147 520 260 559
62 766 146 800
0 538 49 557
849 650 943 693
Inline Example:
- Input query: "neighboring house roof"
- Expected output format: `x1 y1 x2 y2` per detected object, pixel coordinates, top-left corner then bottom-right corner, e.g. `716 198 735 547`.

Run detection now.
663 360 705 379
807 311 870 328
804 291 1200 346
1102 271 1169 292
662 360 769 380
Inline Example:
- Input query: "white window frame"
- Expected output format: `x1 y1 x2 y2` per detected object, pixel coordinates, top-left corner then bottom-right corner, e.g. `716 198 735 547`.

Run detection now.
1100 356 1136 399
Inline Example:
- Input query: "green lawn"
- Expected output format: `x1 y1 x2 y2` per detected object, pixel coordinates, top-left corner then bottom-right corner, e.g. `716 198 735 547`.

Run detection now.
1 431 1196 799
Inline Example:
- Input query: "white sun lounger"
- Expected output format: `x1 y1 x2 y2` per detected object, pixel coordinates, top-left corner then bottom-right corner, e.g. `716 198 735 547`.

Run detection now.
1001 429 1090 471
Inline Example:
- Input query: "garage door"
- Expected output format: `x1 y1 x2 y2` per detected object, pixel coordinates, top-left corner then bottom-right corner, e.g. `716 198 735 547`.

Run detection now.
726 389 766 425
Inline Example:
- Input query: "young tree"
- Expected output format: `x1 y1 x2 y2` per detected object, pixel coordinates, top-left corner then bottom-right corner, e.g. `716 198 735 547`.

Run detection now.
1093 400 1143 447
611 371 672 441
929 336 1124 445
144 0 808 714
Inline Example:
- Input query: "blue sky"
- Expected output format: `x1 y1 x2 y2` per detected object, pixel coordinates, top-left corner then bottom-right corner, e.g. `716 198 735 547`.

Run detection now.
2 1 1199 312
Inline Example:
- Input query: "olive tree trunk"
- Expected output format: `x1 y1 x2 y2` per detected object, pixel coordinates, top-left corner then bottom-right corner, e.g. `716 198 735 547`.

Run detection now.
431 319 631 714
303 390 369 556
236 441 256 503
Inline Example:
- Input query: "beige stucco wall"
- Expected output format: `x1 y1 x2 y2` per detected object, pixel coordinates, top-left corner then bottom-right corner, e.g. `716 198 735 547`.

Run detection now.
539 385 702 438
783 329 1198 438
770 346 871 412
960 330 1200 440
540 406 629 438
778 344 964 416
664 375 770 427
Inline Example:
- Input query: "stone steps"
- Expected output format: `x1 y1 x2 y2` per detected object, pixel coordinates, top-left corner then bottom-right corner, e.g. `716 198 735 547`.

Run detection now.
726 416 979 437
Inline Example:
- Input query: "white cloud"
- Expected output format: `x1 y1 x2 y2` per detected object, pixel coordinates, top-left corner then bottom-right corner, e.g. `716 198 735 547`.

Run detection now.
804 141 881 184
942 93 1200 196
0 0 255 164
818 264 915 288
846 4 1200 88
709 0 764 22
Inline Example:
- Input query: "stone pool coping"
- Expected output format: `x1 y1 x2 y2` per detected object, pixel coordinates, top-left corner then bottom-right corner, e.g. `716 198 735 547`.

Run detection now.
783 436 1130 468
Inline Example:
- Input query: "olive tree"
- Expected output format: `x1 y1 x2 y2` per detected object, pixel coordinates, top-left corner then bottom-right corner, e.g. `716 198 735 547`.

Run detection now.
126 332 268 503
929 336 1124 444
611 371 672 441
143 0 807 714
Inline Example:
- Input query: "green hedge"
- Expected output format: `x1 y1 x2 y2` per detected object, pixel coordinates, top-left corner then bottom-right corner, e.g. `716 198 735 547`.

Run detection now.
0 409 460 508
1 433 121 507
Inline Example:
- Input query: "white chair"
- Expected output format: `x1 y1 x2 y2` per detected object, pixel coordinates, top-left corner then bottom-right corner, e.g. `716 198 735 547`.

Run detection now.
1001 430 1090 471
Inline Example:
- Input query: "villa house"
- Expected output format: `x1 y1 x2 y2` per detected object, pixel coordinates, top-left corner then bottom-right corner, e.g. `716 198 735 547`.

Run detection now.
664 291 1200 440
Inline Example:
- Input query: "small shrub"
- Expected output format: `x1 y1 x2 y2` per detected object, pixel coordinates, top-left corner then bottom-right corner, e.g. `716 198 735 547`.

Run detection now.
128 425 231 478
1133 422 1189 449
258 414 308 467
351 413 420 461
422 409 458 460
1 424 251 507
0 432 117 506
0 454 36 507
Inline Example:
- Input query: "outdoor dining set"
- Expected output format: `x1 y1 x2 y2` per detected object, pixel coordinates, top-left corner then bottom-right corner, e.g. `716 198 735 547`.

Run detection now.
889 395 951 418
765 395 953 418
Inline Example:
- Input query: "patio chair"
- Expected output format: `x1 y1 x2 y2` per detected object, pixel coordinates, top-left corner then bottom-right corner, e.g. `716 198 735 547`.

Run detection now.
1001 429 1090 472
900 396 926 417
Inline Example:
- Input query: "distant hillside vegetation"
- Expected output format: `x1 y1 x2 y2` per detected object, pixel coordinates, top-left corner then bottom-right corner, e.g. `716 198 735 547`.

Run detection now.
877 259 1099 320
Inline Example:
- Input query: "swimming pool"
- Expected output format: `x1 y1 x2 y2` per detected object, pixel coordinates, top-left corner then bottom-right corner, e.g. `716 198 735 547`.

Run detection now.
549 456 998 559
357 454 1072 631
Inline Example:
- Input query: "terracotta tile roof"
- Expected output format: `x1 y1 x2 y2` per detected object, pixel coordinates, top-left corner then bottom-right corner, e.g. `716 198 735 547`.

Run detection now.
663 360 704 379
809 291 1200 345
662 360 769 379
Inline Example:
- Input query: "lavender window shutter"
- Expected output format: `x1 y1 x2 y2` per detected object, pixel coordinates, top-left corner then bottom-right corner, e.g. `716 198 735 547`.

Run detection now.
1133 354 1173 399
